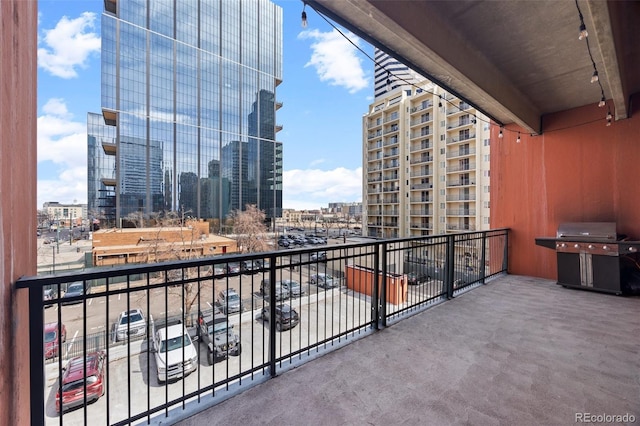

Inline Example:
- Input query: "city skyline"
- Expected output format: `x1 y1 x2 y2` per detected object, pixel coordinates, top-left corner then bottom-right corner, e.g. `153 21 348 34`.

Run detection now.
37 0 373 212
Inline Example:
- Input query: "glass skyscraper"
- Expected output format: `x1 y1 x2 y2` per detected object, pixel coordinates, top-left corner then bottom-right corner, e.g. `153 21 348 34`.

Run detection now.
88 0 283 228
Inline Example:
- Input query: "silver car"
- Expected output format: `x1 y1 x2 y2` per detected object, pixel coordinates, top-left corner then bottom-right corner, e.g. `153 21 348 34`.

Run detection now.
281 279 304 297
217 289 244 314
115 309 147 341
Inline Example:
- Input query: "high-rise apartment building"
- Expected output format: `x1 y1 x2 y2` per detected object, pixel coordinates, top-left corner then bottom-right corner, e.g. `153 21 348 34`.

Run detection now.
363 80 491 238
88 0 283 228
373 48 426 100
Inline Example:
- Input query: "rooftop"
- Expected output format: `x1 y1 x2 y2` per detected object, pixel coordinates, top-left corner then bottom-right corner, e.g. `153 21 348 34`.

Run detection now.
177 274 639 425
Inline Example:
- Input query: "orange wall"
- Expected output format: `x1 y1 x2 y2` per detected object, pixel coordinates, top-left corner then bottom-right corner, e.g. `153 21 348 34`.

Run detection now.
1 1 38 423
491 97 640 279
345 265 407 305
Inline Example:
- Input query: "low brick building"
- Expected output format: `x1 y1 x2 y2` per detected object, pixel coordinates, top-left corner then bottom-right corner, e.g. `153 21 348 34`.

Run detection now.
91 221 237 267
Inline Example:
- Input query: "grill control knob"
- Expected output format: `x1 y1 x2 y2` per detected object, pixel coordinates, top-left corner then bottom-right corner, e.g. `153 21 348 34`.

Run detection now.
629 247 637 253
588 244 595 249
557 243 566 249
603 245 609 250
574 244 580 249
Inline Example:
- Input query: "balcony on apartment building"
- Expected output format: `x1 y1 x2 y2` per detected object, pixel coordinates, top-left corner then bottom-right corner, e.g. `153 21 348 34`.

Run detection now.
446 179 476 188
446 209 476 216
410 208 433 216
410 196 433 203
446 193 476 202
446 148 476 159
446 162 476 173
410 128 432 139
410 101 433 113
446 103 471 115
409 140 433 152
20 230 639 426
409 223 433 230
410 116 432 127
409 183 433 190
446 133 476 144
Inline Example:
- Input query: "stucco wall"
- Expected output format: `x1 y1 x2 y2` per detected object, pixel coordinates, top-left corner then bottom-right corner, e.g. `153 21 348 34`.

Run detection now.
491 97 640 279
0 0 38 424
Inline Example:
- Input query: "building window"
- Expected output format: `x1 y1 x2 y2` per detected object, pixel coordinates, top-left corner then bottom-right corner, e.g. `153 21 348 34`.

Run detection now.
484 139 490 146
440 203 445 209
440 135 445 141
484 186 490 193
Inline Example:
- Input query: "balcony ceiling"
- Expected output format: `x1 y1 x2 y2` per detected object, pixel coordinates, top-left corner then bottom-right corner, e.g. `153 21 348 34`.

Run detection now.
307 0 640 134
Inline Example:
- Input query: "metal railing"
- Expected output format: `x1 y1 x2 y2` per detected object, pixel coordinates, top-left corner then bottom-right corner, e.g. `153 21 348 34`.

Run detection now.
17 230 508 426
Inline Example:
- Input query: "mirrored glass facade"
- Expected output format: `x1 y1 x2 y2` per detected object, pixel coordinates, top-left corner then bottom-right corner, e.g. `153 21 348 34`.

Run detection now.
89 0 283 226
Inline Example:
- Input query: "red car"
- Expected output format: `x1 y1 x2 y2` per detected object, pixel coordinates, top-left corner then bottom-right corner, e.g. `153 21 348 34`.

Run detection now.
56 351 106 413
44 322 67 359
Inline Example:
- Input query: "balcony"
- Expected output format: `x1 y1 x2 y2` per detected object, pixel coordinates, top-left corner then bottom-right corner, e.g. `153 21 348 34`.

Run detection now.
446 148 476 159
446 209 476 216
19 231 511 425
179 274 640 425
446 162 476 173
446 180 475 187
446 133 476 144
446 193 476 201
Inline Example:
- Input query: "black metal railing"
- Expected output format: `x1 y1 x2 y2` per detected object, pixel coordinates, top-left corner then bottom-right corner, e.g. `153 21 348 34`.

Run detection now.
17 229 508 426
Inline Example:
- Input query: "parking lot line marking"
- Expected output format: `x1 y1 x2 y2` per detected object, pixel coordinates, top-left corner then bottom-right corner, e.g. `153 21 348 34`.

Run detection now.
207 302 212 308
64 331 79 358
88 298 93 306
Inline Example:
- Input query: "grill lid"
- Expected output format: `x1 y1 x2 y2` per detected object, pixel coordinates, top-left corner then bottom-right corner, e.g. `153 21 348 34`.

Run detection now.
556 222 617 241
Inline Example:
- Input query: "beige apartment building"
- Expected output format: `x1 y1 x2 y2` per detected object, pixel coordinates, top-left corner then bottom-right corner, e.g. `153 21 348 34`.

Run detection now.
363 82 490 238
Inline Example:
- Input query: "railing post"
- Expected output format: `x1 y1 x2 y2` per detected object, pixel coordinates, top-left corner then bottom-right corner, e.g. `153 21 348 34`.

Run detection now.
480 231 487 284
268 254 277 378
380 243 387 327
502 230 509 273
445 234 455 299
372 243 379 330
28 286 45 426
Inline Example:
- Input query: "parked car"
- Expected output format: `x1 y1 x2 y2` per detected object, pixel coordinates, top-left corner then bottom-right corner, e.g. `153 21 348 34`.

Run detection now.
213 265 227 276
310 273 338 289
260 279 290 301
56 351 106 413
278 239 290 248
43 287 57 308
115 308 147 341
406 271 429 285
197 311 241 365
225 262 241 275
310 251 327 262
240 260 259 274
281 279 304 297
44 322 67 359
259 304 299 331
61 281 89 305
217 289 244 314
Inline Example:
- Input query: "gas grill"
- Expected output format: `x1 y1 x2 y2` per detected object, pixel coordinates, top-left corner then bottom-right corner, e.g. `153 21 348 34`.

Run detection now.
536 222 640 295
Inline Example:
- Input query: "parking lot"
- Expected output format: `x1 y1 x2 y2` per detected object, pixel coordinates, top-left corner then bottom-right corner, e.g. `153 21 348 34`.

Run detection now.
44 283 376 425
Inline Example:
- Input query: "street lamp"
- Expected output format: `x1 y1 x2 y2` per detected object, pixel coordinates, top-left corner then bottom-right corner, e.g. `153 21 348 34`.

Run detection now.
52 246 56 274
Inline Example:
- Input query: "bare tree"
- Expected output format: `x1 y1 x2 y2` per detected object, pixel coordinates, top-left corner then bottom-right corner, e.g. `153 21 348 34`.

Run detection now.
136 210 208 323
230 204 269 253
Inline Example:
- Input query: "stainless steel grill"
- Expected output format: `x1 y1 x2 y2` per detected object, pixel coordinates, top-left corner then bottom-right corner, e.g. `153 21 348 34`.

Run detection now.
536 222 640 295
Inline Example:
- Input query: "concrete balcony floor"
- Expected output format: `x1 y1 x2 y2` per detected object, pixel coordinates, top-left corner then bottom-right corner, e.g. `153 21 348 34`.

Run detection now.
178 275 640 426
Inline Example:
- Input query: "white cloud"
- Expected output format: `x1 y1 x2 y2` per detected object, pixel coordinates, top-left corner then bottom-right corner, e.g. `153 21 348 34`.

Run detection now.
38 12 100 79
298 29 369 94
37 98 88 208
283 167 362 210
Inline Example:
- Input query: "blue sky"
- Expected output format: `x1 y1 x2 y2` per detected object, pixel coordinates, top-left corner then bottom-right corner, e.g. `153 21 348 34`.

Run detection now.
36 0 375 211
